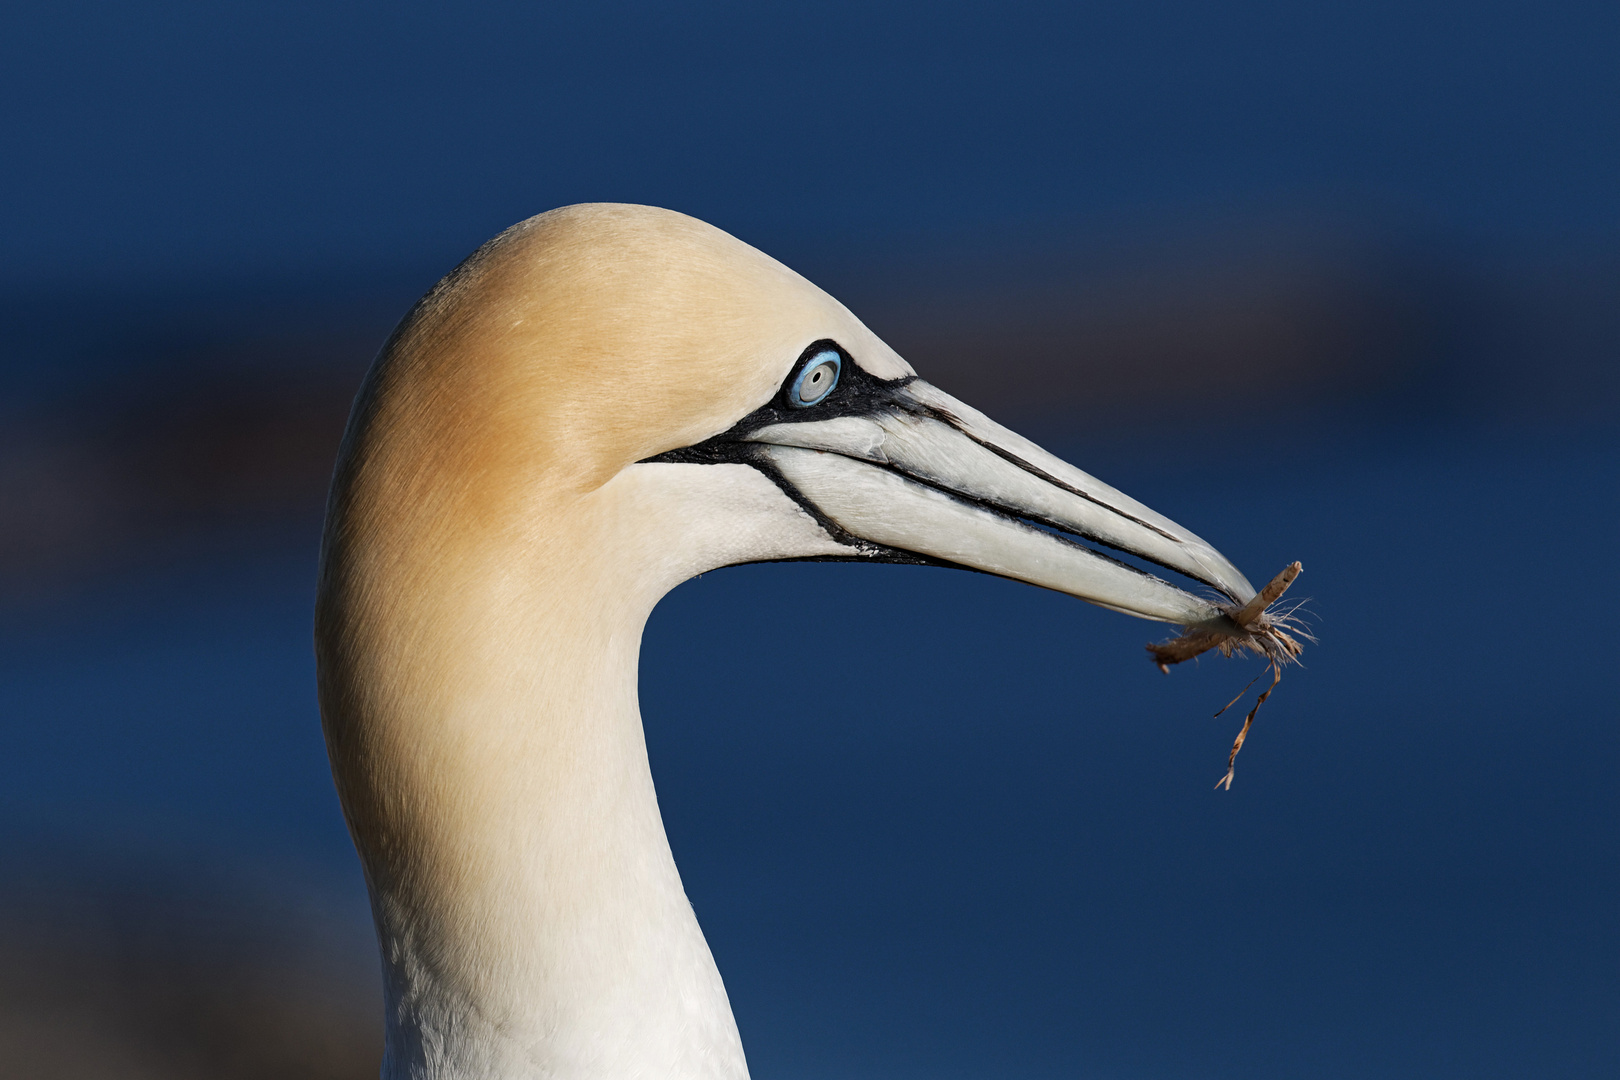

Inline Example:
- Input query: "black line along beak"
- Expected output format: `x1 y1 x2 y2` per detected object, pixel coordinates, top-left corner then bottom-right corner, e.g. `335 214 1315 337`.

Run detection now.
742 379 1257 628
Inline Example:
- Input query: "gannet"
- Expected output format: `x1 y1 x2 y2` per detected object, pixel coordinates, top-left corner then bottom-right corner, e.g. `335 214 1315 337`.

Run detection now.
315 203 1259 1079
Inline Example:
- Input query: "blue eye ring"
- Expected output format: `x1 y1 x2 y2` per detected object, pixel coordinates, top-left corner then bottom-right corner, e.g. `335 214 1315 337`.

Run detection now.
788 349 841 408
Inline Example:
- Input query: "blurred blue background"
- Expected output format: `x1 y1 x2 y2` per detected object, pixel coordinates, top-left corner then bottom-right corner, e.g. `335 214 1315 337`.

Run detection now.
1 3 1616 1077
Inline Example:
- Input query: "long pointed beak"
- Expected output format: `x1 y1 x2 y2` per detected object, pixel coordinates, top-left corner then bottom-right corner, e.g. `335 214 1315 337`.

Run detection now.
746 380 1256 628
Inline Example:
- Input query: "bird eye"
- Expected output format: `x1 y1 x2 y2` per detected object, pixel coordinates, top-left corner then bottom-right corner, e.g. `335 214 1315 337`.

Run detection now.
789 350 841 408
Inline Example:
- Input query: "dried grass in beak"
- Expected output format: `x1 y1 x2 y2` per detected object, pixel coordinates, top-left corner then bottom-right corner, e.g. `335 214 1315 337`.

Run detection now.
1146 562 1314 789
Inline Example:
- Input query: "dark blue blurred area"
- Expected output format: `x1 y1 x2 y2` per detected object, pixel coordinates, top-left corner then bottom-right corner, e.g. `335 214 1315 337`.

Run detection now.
2 1 1617 1077
3 0 1617 283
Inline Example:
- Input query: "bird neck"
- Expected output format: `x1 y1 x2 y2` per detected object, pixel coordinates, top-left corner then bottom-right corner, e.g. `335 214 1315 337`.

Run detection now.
319 486 749 1080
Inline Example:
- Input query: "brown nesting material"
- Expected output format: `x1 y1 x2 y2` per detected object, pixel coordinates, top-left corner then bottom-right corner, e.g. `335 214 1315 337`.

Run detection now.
1146 562 1312 790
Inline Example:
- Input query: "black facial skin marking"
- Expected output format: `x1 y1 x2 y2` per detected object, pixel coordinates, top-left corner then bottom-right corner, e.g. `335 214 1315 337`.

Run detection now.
642 340 944 566
653 339 924 451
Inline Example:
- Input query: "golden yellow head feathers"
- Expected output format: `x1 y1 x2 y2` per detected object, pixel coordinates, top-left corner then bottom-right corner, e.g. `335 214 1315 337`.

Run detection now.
348 203 911 503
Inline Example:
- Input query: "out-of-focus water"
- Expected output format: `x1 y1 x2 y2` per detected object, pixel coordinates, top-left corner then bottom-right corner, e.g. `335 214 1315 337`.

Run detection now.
3 424 1615 1078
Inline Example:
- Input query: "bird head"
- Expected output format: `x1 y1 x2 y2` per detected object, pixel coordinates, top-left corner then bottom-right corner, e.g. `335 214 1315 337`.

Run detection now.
322 203 1256 639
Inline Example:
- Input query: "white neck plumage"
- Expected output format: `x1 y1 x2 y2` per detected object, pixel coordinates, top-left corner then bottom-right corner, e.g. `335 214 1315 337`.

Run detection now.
370 589 747 1079
389 631 730 1075
321 458 842 1079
